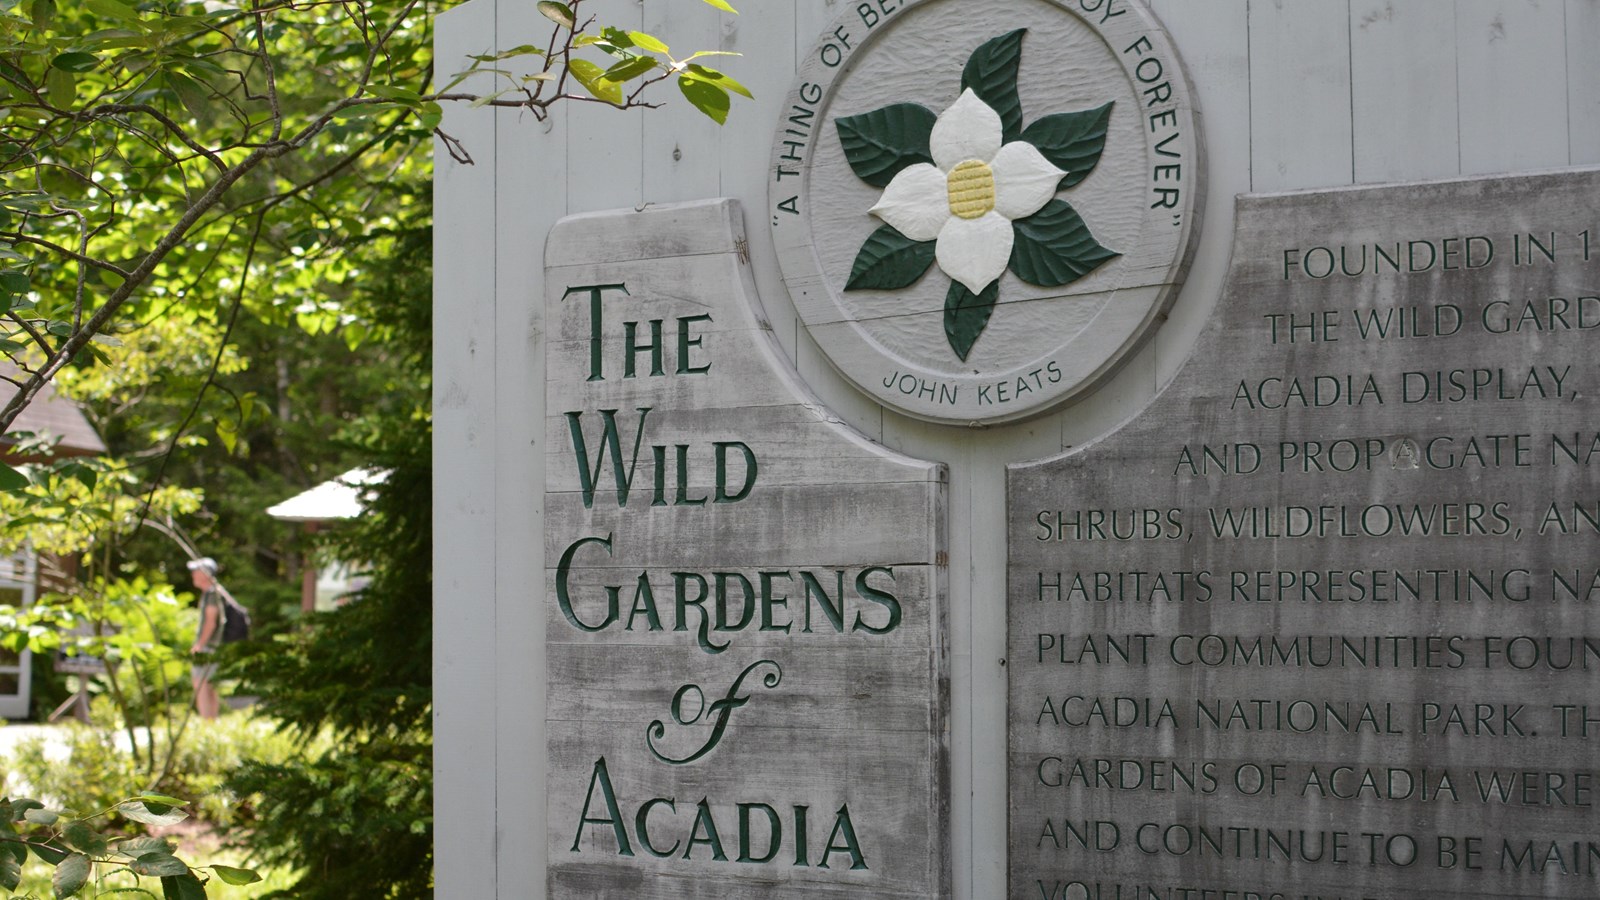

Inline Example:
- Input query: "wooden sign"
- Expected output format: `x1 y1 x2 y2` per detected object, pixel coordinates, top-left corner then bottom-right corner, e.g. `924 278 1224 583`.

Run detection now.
545 199 950 898
1009 168 1600 899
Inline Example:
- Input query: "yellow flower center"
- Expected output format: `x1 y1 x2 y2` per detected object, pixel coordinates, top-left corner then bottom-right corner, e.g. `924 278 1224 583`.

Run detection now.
946 159 996 219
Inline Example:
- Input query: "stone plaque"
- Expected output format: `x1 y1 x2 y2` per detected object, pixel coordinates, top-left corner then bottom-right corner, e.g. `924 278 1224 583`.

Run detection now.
770 0 1200 426
546 200 949 898
1009 169 1600 898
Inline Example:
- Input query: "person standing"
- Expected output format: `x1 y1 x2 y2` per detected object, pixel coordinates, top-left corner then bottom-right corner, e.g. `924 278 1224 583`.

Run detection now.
186 557 224 719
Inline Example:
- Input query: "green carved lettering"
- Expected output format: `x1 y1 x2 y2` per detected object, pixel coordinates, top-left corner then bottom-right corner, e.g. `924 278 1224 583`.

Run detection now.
626 575 663 632
714 441 758 503
852 566 902 634
716 573 756 632
556 535 618 632
801 570 846 633
675 445 708 506
636 798 680 858
572 757 633 856
624 319 666 378
566 408 652 508
684 799 728 861
676 314 713 374
793 805 810 867
738 803 782 863
564 283 629 381
818 804 868 870
674 572 727 653
760 571 794 633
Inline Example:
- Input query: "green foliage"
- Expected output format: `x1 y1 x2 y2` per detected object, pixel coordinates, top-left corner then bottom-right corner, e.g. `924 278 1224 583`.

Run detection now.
0 790 253 899
1 702 312 831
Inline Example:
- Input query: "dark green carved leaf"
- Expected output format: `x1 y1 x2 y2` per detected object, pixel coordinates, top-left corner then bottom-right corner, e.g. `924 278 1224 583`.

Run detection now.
835 104 936 187
962 29 1026 142
845 226 937 290
944 280 1000 362
1020 102 1115 189
1010 199 1119 287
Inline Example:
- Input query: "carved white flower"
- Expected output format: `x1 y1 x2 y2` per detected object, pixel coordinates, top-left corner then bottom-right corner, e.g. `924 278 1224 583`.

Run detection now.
868 89 1066 294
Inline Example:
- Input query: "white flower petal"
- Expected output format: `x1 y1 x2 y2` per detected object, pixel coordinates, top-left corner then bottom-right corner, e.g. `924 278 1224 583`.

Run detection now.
991 141 1065 220
868 163 951 242
930 89 1003 172
936 212 1014 294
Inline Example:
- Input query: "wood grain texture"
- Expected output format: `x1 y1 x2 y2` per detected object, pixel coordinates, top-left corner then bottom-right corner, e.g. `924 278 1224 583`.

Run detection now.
544 199 949 898
1008 166 1600 899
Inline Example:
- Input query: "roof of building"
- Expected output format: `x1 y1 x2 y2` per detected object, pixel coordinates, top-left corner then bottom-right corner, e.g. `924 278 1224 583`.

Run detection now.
266 467 387 522
0 375 108 457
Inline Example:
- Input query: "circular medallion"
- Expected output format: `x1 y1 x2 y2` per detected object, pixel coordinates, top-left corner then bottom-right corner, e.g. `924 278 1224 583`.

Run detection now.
769 0 1203 425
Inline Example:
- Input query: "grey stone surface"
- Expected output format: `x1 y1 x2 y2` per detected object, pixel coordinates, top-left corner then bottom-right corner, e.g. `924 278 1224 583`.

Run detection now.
1008 168 1600 898
545 199 950 898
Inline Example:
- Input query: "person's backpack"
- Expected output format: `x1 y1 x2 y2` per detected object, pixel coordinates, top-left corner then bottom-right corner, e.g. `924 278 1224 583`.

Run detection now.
217 586 252 643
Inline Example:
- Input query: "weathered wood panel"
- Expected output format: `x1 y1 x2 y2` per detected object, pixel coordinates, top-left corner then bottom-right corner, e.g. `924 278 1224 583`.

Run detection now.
1009 167 1600 898
544 199 949 898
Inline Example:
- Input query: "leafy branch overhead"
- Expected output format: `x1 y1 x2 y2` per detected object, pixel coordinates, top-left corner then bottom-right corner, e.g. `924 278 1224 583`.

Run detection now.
0 793 259 897
0 0 746 452
444 0 751 127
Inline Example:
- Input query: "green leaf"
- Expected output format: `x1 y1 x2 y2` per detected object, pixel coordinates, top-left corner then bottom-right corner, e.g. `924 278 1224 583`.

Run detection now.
699 0 738 12
418 101 442 130
209 865 260 886
835 103 936 188
133 794 187 808
603 56 657 83
23 807 58 826
113 837 174 858
163 71 213 122
130 853 189 877
844 225 936 290
30 0 56 30
681 63 750 98
85 0 138 21
31 841 68 865
0 273 29 294
567 59 622 105
46 68 75 108
159 873 206 900
53 852 89 898
9 800 43 823
627 31 669 54
116 801 187 827
1020 102 1114 189
677 75 729 124
961 29 1026 142
61 821 106 856
944 280 1000 361
365 84 421 103
1009 198 1119 287
51 53 100 73
0 844 19 890
536 1 574 29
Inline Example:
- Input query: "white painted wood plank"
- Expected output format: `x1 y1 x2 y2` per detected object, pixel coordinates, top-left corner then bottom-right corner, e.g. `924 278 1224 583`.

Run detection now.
1350 0 1460 183
565 0 644 212
433 3 500 899
725 3 803 367
492 1 562 897
1149 0 1250 393
1248 0 1354 191
641 0 723 203
1569 0 1600 166
1457 0 1569 175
